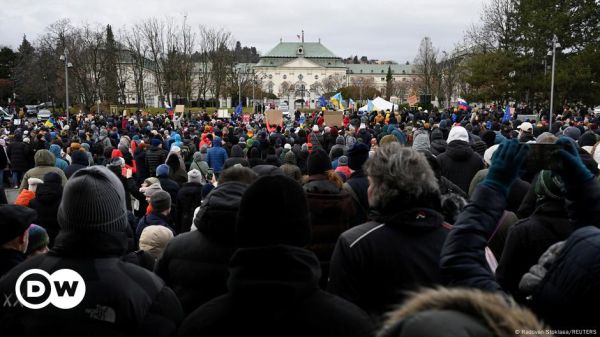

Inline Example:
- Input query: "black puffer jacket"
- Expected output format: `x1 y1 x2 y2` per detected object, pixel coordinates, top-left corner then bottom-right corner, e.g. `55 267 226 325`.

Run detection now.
496 199 573 302
429 128 447 156
7 139 30 171
328 206 449 322
28 173 63 247
303 175 354 287
145 145 167 177
437 140 484 193
223 144 249 170
175 181 203 233
64 150 89 179
178 245 374 337
0 231 183 336
155 182 246 315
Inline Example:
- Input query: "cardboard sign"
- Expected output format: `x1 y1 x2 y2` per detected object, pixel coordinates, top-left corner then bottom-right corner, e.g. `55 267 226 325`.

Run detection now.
408 95 418 107
265 110 283 126
13 118 21 125
217 109 231 119
517 114 537 122
323 110 344 127
175 105 185 113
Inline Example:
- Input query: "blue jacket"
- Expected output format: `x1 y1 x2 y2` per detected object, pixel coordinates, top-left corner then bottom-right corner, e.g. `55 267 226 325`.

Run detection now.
206 138 228 173
49 144 68 171
136 212 174 241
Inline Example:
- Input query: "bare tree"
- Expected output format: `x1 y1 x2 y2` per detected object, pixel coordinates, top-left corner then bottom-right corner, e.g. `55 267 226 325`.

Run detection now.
322 74 345 93
466 0 518 51
414 37 439 97
140 18 166 103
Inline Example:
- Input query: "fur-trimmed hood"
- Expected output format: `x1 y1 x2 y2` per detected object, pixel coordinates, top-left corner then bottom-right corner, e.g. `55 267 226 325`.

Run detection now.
378 288 549 337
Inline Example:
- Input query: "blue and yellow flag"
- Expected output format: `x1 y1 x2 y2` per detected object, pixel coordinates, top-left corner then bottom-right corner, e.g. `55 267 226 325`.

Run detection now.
330 93 344 109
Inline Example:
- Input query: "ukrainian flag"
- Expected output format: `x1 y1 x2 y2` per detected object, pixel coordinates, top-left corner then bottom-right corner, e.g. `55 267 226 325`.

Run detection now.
330 93 344 109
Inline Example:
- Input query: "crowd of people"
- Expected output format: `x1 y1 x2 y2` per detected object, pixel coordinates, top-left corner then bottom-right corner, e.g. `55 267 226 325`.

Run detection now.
0 103 598 336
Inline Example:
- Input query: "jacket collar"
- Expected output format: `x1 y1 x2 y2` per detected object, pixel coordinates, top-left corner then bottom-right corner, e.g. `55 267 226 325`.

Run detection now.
51 230 128 258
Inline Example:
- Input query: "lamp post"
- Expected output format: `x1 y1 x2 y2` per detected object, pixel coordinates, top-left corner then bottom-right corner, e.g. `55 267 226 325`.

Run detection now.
548 35 560 131
59 49 73 124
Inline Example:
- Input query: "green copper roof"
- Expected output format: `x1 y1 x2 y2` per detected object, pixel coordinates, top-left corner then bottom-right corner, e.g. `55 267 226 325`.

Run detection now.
262 42 340 59
346 64 416 75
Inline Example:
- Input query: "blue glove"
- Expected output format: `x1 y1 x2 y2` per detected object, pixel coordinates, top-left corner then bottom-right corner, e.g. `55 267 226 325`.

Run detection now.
552 137 594 189
482 139 529 196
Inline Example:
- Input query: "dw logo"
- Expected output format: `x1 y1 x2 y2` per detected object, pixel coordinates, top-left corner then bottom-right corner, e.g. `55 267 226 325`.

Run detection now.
15 269 86 309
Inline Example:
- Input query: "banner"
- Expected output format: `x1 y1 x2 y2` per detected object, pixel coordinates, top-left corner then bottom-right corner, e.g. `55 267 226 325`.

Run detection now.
323 110 344 127
408 95 418 107
265 110 283 126
175 105 185 113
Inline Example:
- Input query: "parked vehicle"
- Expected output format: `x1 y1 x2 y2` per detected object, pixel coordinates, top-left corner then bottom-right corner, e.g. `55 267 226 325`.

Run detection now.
37 109 52 120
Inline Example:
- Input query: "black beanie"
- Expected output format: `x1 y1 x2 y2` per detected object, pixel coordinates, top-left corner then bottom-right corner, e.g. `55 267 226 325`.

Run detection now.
58 166 128 233
578 131 597 148
0 205 37 245
481 130 496 148
347 143 369 171
307 149 332 175
236 175 311 248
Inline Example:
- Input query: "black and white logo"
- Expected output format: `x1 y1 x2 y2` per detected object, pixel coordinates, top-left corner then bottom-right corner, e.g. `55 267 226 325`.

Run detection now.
15 269 86 309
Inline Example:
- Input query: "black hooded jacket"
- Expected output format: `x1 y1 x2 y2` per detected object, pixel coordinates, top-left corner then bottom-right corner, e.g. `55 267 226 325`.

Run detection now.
328 205 450 323
0 231 183 336
437 140 484 193
178 245 374 337
28 173 63 247
155 182 247 315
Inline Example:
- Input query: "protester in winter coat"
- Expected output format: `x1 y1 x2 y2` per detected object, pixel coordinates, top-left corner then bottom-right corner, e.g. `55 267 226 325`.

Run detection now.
437 126 484 193
206 137 228 175
165 149 187 186
14 178 42 207
7 136 31 187
145 138 167 177
440 138 600 329
134 142 148 183
378 288 549 337
178 175 374 337
328 143 450 324
0 139 9 186
303 149 354 287
19 150 67 191
64 150 89 179
429 128 447 155
28 172 63 247
342 143 371 227
495 170 573 302
25 224 50 258
156 166 258 314
155 164 180 205
329 135 348 158
136 190 174 240
223 144 249 169
334 156 351 181
280 151 302 184
48 143 68 171
0 166 183 335
175 170 204 233
189 151 209 182
0 205 37 277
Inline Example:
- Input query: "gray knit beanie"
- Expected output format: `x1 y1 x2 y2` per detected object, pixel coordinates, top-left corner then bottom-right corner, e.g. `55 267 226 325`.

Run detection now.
151 190 171 213
58 166 127 232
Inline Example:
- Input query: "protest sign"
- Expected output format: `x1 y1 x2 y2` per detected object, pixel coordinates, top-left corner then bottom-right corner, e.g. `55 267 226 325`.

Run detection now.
323 110 343 127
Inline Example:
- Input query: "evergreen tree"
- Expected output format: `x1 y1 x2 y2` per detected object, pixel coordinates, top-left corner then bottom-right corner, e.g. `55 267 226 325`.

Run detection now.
104 24 119 104
385 66 393 100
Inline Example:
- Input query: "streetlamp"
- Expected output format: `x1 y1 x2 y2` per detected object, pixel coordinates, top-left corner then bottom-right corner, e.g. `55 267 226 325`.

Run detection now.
548 35 560 131
59 49 73 124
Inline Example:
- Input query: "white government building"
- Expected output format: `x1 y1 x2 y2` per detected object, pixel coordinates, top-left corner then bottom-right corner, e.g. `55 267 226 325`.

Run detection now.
118 38 420 108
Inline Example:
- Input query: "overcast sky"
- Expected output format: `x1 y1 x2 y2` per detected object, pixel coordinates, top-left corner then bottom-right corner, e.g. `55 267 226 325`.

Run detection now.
1 0 483 63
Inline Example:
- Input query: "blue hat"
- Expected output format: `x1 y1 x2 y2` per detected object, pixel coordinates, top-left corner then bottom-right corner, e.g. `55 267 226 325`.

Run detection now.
151 138 162 147
156 164 170 177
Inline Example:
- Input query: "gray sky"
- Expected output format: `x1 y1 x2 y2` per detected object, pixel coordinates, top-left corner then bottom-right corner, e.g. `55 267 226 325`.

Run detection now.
1 0 483 63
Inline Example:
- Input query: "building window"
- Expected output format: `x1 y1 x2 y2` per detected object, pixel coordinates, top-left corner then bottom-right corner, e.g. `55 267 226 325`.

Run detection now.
402 70 406 74
283 75 287 79
381 70 384 73
360 70 363 73
381 78 385 81
402 78 406 81
314 75 319 80
269 74 273 79
298 74 303 80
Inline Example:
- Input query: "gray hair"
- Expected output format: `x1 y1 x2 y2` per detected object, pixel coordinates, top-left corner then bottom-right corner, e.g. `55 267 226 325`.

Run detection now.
365 142 439 210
